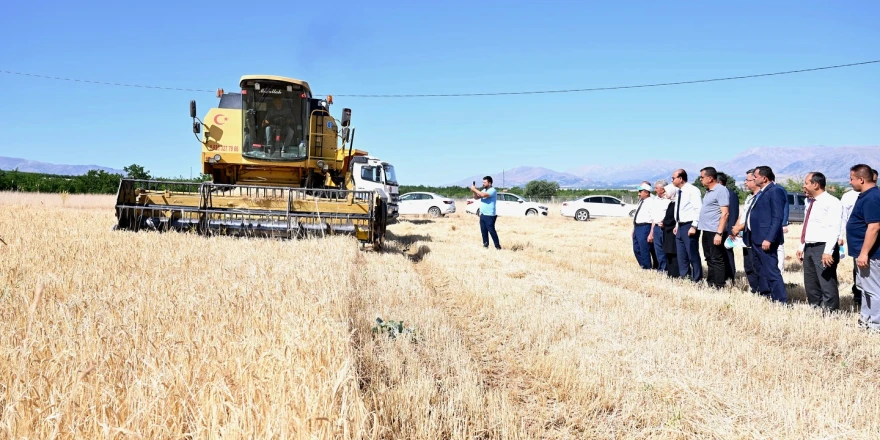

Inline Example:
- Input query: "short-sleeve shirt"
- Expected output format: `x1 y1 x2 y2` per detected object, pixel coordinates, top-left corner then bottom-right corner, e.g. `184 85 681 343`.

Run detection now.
846 186 880 259
697 184 730 232
480 187 498 216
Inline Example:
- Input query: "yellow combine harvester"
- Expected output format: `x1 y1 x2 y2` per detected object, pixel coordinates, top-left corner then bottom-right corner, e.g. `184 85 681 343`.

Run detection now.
114 74 391 249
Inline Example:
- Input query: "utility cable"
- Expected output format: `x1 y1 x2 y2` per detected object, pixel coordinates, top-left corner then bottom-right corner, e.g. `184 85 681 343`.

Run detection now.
1 59 878 98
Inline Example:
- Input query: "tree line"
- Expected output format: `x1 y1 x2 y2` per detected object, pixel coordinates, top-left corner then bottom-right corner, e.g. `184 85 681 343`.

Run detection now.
1 165 849 201
0 164 210 194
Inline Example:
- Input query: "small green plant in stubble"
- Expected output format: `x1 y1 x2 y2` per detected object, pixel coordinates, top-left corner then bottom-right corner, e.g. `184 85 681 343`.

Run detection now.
372 317 420 343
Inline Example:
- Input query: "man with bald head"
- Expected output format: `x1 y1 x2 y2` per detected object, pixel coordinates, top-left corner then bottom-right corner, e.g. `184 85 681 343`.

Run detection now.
797 171 842 312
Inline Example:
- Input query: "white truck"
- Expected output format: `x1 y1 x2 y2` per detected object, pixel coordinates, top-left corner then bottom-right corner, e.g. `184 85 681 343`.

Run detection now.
350 155 399 221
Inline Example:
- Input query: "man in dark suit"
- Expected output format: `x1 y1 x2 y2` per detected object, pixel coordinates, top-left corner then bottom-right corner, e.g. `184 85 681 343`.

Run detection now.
718 173 740 282
744 166 788 303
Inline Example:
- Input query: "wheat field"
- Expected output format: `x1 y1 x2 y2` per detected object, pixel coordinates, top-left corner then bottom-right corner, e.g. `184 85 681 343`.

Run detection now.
1 191 878 439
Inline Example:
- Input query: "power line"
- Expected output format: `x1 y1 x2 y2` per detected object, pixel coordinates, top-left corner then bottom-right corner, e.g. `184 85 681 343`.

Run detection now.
2 59 878 98
334 60 880 97
0 70 215 93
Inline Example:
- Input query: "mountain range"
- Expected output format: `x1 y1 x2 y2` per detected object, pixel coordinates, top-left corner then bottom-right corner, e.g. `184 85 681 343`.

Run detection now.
2 146 878 188
453 146 880 189
0 156 125 176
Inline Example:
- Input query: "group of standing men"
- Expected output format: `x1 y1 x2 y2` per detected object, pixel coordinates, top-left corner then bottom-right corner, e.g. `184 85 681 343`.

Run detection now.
631 164 880 332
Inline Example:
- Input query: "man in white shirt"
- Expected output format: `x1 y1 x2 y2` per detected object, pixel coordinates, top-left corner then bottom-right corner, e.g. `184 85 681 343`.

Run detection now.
632 183 656 269
796 172 843 311
672 169 704 282
648 179 671 272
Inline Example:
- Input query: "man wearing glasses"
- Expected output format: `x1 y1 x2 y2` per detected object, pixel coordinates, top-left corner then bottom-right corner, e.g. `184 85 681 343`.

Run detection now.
731 169 765 294
672 169 704 282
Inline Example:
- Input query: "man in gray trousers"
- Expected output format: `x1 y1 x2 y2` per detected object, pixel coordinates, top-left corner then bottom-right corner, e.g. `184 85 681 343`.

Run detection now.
846 164 880 331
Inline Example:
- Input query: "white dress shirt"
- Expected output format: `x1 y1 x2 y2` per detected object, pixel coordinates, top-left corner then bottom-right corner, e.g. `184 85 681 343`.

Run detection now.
799 191 843 254
840 189 859 239
650 195 669 225
738 192 757 226
632 197 654 224
674 182 703 227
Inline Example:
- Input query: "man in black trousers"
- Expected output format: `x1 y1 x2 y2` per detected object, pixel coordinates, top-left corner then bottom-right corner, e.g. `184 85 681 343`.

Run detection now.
697 167 731 289
718 172 740 283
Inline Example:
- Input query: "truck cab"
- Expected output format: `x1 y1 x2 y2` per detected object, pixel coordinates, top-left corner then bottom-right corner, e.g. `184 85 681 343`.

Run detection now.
351 156 399 220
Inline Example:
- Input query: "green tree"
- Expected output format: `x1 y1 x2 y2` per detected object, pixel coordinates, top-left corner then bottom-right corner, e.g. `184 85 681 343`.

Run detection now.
523 179 559 198
124 164 151 180
781 177 804 194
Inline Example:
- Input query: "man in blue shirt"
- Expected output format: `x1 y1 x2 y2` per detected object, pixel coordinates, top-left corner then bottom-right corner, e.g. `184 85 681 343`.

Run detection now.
845 164 880 332
470 176 501 249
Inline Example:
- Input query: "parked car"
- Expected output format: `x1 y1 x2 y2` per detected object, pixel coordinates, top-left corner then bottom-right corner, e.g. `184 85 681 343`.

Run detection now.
465 192 549 217
398 192 456 217
560 195 638 221
786 191 806 223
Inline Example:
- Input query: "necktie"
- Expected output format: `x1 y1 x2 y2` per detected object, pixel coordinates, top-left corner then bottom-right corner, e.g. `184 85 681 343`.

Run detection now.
633 199 644 225
675 190 682 223
800 197 815 244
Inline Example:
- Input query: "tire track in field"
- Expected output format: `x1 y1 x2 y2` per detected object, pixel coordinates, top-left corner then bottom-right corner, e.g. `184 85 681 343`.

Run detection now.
410 256 587 439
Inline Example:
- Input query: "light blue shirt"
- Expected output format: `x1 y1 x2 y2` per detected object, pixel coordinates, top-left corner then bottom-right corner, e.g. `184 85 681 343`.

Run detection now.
479 187 497 216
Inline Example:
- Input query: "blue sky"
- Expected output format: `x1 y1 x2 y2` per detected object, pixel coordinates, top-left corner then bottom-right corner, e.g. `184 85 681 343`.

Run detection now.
1 0 877 186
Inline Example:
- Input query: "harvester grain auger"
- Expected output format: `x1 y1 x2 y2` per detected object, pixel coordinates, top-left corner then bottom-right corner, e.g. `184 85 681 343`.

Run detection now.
113 75 395 250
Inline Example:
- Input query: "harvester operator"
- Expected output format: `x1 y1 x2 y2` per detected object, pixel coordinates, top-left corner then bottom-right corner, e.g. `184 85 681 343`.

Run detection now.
262 97 295 150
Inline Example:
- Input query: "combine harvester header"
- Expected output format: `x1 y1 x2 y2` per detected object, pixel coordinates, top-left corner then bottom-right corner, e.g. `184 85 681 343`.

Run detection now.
114 74 397 249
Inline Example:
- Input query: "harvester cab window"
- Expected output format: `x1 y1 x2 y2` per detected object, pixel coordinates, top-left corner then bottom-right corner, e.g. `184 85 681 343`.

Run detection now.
241 82 309 161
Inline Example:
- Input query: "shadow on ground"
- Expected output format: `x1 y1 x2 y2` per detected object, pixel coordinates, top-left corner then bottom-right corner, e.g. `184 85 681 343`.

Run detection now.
398 219 436 225
387 231 433 245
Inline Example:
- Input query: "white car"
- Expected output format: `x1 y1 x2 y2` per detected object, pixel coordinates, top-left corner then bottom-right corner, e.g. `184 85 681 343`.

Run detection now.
398 192 456 217
465 192 549 217
560 195 638 221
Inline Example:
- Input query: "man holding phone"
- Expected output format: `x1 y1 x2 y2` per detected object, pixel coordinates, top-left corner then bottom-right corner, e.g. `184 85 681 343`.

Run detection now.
470 176 501 250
